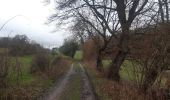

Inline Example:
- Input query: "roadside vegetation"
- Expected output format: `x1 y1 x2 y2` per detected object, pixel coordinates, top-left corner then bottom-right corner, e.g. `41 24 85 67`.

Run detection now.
1 0 170 99
0 35 72 99
85 60 167 100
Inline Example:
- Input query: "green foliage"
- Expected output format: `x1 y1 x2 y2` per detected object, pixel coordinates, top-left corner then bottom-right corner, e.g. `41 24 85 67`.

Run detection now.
59 38 79 58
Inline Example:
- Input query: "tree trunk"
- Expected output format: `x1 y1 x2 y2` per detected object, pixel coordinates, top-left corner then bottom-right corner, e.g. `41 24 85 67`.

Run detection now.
107 23 129 82
107 50 128 81
96 50 104 72
164 0 169 22
158 0 165 23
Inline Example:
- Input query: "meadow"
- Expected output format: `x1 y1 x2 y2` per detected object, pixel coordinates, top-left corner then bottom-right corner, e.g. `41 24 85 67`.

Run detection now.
0 53 72 99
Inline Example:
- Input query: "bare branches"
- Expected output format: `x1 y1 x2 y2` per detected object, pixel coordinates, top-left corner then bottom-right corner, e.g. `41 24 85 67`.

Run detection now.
157 0 170 22
57 0 79 9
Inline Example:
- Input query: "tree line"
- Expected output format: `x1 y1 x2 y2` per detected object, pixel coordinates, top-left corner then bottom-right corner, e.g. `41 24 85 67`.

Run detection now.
0 34 48 56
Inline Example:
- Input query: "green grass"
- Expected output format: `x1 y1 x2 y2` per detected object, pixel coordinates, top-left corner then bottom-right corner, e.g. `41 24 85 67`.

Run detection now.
74 50 83 60
8 56 34 84
102 59 142 81
2 55 54 99
120 60 142 81
18 55 53 85
19 56 33 81
102 59 167 85
102 60 112 68
1 54 73 99
60 63 81 100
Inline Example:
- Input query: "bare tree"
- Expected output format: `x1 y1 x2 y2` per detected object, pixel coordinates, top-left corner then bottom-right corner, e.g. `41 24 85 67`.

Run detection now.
54 0 119 72
158 0 170 22
70 18 87 45
71 17 112 72
51 0 156 81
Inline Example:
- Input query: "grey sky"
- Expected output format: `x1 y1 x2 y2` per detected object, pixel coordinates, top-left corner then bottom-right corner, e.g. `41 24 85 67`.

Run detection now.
0 0 68 48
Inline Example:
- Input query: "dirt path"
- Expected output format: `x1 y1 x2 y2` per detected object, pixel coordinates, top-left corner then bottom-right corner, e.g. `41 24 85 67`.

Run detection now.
43 63 97 100
43 64 75 100
80 63 97 100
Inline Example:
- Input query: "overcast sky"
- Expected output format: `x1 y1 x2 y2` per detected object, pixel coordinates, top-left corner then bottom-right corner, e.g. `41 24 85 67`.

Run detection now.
0 0 69 48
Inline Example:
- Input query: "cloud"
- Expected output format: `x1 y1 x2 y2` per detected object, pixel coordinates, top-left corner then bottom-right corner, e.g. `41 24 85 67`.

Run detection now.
0 0 66 48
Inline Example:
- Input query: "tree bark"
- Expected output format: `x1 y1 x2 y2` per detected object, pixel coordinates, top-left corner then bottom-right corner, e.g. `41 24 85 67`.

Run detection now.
96 50 104 72
107 24 130 82
164 0 169 22
158 0 165 23
107 50 128 81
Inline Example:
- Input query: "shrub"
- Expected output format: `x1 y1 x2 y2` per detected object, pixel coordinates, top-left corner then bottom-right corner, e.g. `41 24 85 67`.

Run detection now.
49 56 72 80
31 53 50 73
0 55 11 87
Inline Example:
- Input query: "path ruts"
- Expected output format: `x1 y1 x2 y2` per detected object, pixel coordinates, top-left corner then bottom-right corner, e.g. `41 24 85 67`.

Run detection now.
43 63 97 100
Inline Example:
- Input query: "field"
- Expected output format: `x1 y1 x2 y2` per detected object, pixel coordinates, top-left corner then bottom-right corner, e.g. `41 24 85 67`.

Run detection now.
102 60 137 81
0 54 72 99
0 56 53 99
102 59 167 84
74 50 83 60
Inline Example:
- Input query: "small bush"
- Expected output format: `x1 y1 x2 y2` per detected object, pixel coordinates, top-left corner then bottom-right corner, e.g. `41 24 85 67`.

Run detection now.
31 53 50 73
49 56 72 80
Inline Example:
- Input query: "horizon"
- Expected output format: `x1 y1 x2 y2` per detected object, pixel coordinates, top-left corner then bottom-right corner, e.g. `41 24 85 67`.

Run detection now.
0 0 68 48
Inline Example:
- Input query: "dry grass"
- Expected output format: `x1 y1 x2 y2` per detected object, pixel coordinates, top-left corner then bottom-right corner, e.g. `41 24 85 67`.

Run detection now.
49 56 73 80
99 81 166 100
85 63 167 100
